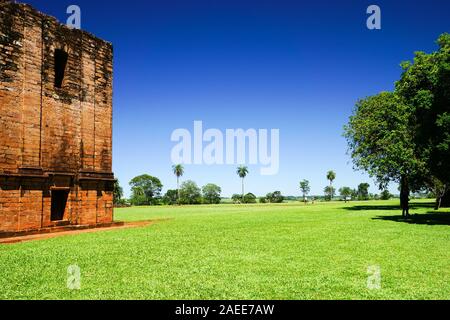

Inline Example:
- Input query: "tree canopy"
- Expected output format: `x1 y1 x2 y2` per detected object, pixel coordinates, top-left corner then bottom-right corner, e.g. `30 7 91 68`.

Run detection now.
326 171 336 184
357 183 370 201
344 33 450 210
236 166 249 178
324 186 335 201
162 189 178 205
344 92 426 190
339 187 352 199
300 180 311 201
243 192 257 204
172 164 184 178
202 183 222 204
266 191 284 203
396 33 450 200
129 174 163 206
179 180 202 205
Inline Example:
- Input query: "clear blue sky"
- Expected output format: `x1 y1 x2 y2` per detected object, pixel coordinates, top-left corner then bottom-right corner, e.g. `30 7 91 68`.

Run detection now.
23 0 450 197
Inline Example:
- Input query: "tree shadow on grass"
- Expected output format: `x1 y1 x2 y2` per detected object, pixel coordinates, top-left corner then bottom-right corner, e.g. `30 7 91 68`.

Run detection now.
372 212 450 226
344 202 435 211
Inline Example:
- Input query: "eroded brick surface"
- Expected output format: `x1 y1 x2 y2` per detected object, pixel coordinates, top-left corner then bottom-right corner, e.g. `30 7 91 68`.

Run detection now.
0 0 114 234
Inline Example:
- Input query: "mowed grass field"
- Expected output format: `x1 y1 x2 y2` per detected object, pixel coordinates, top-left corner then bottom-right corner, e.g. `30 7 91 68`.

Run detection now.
1 200 449 300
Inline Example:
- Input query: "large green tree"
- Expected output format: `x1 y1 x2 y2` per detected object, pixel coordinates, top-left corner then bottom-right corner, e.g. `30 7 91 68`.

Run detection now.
129 174 163 206
344 92 427 215
395 33 450 208
344 34 450 213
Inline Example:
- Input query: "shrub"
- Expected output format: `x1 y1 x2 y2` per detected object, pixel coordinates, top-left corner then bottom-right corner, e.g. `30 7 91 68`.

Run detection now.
162 189 178 205
231 194 243 204
179 180 202 204
380 189 392 200
202 184 222 204
266 191 284 203
243 193 257 203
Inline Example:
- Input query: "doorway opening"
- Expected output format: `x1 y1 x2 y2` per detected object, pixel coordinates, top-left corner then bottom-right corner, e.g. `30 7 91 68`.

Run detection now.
51 190 69 221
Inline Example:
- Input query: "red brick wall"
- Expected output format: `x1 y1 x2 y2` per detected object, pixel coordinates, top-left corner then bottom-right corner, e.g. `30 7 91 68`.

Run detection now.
0 1 114 233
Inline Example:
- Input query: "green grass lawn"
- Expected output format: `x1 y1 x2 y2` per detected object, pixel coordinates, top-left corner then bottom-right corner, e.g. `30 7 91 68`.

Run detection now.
1 200 449 300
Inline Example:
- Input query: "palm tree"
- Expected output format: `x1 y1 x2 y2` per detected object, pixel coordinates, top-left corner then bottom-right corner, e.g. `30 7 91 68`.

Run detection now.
172 164 184 201
236 166 249 199
326 170 336 200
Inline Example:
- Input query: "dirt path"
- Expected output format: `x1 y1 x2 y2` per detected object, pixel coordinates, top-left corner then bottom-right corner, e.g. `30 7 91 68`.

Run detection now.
0 220 162 244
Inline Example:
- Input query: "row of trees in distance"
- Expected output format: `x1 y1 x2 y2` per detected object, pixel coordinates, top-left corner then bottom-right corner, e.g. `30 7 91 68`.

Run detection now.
299 171 392 203
114 165 287 206
114 165 394 206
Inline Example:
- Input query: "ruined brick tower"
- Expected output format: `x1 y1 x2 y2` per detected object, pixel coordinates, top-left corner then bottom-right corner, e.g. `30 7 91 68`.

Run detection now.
0 0 115 235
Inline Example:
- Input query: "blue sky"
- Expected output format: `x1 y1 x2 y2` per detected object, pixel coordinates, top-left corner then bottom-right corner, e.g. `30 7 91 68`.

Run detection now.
23 0 450 197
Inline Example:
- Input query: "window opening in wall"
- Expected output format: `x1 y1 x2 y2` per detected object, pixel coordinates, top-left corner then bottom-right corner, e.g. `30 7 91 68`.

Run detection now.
54 49 68 88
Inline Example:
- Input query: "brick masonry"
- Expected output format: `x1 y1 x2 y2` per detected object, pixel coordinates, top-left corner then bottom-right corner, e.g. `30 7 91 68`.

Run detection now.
0 0 114 234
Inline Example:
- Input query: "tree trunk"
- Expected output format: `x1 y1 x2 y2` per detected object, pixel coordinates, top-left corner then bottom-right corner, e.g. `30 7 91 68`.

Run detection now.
400 175 410 217
177 176 180 204
242 178 244 199
330 180 332 201
435 196 442 210
434 185 449 210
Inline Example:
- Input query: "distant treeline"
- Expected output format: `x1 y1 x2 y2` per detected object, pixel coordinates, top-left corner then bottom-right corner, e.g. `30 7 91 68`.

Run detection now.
113 173 433 207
